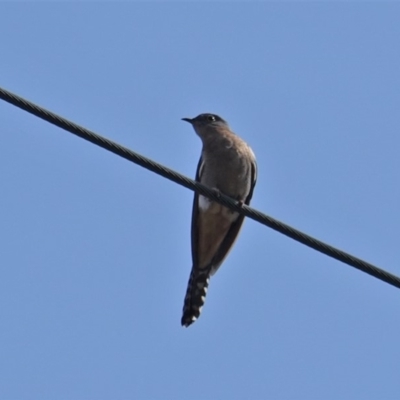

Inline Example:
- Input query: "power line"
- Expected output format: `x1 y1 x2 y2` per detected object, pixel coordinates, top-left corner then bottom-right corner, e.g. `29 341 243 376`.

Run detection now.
1 85 399 290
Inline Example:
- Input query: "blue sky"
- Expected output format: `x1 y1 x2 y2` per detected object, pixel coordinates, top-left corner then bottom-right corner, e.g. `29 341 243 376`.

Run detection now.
1 3 400 400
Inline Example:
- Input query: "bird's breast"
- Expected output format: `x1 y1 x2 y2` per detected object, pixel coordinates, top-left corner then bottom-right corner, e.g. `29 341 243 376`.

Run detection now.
200 149 252 200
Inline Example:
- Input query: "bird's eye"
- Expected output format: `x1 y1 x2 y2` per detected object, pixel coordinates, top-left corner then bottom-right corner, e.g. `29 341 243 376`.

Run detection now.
207 115 216 122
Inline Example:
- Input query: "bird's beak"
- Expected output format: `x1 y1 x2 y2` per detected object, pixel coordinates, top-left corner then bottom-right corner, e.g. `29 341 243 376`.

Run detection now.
181 117 193 124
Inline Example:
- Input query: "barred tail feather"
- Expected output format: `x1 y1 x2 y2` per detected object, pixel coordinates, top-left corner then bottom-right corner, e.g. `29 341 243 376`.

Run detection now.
181 269 211 327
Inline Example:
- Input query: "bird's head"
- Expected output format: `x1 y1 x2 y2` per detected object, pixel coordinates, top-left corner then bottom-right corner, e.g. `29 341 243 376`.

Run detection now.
182 113 228 128
182 113 229 140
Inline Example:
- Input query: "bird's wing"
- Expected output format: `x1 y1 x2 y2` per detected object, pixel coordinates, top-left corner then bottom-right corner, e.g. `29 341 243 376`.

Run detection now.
190 155 203 267
191 157 257 275
206 158 257 275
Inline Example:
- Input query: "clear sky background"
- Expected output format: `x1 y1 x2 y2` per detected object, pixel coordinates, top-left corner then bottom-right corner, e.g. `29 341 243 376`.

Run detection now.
1 3 400 400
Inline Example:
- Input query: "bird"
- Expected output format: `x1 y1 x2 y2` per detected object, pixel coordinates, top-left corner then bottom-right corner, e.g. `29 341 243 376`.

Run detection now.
181 113 257 327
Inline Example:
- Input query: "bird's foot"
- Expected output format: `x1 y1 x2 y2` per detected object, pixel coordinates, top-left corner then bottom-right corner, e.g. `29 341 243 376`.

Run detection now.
211 188 222 199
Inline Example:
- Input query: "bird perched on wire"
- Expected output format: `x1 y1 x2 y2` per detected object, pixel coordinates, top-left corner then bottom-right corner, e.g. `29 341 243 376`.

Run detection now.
181 113 257 327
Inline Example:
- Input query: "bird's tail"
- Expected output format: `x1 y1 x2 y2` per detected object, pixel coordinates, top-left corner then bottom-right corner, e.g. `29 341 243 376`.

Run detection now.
181 269 211 327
